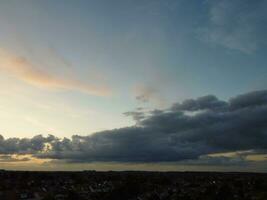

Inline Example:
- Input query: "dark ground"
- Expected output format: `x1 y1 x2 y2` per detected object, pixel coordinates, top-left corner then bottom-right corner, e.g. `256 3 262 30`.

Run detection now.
0 170 266 200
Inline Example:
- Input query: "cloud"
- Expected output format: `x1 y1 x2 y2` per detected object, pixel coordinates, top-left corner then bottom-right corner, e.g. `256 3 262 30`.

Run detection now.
199 0 267 53
124 111 146 122
0 134 56 154
229 90 267 110
0 49 111 96
0 89 267 166
171 95 227 111
134 85 158 103
133 85 165 106
0 155 31 163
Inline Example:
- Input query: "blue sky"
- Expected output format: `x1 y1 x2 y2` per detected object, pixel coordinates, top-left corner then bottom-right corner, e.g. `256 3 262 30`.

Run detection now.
0 0 266 137
0 0 266 171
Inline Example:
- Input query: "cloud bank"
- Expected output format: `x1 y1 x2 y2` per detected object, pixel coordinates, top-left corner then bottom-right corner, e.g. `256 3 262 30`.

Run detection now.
0 49 111 96
0 90 267 166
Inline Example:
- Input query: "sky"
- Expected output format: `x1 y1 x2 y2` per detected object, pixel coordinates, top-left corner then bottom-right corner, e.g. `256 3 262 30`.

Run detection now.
0 0 266 171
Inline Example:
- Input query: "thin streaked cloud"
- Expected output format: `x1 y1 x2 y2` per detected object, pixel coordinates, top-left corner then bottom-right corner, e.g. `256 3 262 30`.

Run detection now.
0 48 111 96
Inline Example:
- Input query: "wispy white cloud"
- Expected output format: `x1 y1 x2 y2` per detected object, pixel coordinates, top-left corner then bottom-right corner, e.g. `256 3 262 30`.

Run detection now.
0 48 111 96
133 84 166 106
134 85 158 103
199 0 267 53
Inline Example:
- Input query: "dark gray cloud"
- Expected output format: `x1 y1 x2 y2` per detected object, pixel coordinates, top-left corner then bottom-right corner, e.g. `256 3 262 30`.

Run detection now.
124 111 146 122
0 134 57 154
0 90 267 165
229 90 267 110
171 95 227 111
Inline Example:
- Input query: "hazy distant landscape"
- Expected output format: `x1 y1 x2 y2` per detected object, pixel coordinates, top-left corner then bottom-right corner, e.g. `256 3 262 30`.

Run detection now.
0 170 267 200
